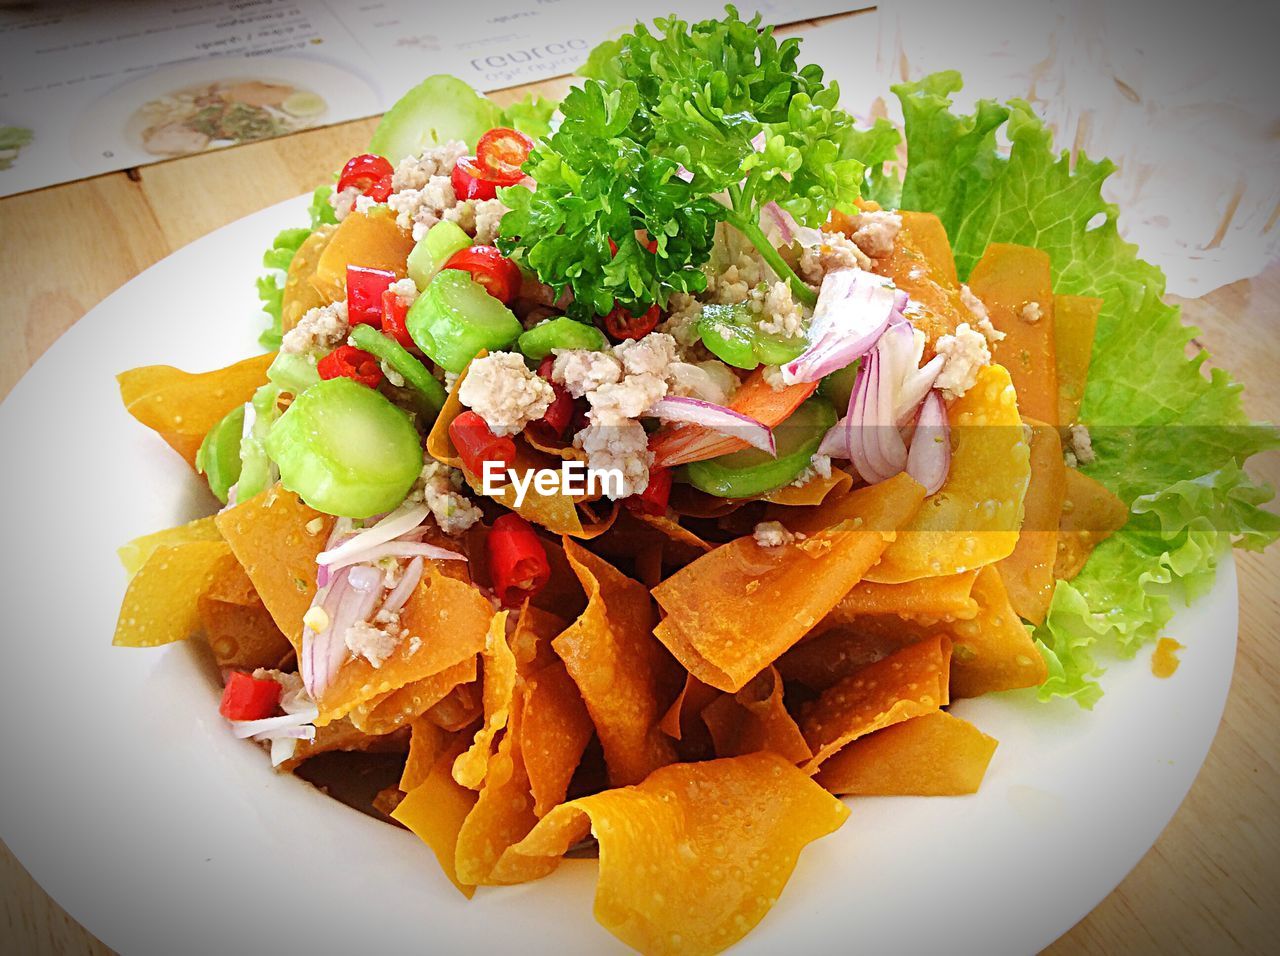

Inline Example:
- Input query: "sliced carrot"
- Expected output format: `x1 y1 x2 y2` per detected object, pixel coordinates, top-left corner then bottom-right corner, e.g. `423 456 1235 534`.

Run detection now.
650 369 818 467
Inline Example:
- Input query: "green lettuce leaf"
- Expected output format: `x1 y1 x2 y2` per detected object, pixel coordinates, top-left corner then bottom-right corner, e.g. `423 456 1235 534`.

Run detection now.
500 93 559 139
881 71 1280 705
256 186 337 350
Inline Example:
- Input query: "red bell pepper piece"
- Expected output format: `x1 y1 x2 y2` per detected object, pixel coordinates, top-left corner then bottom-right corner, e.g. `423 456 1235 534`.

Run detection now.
487 513 551 607
317 345 383 388
219 671 282 721
346 265 397 327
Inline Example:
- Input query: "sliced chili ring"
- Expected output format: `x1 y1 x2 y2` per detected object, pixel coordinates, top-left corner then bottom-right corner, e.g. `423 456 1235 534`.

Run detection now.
317 345 383 389
451 157 499 201
624 465 674 516
449 410 516 482
603 304 661 341
487 513 551 608
443 245 522 305
475 127 534 184
338 154 395 198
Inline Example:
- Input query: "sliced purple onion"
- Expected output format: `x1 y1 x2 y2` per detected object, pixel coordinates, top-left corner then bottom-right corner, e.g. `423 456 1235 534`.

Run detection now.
762 200 824 248
782 268 897 384
316 503 429 567
763 200 795 244
323 541 465 573
906 391 951 495
382 556 425 615
649 396 776 457
300 569 347 696
874 344 908 475
324 517 354 550
751 130 767 152
818 416 850 458
229 709 318 740
871 321 945 426
674 164 694 183
846 350 907 484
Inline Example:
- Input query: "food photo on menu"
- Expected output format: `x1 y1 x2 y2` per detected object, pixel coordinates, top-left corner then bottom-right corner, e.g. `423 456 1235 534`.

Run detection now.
0 1 1277 954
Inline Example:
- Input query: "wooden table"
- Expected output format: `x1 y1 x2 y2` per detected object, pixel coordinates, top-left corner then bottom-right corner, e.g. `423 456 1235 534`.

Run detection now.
1 14 1277 955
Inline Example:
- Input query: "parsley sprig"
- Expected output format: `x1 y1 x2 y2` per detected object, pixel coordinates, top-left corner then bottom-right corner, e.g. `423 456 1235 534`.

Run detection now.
497 6 872 319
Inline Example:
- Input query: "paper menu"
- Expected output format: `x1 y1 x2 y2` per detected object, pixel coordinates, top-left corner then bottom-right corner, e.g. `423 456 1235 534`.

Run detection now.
0 0 865 198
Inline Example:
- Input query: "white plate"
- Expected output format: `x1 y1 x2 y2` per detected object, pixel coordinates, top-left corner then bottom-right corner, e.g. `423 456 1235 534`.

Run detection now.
0 195 1236 955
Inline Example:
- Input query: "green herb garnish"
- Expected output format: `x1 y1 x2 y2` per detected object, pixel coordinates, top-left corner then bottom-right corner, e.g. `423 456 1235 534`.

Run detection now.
497 5 873 318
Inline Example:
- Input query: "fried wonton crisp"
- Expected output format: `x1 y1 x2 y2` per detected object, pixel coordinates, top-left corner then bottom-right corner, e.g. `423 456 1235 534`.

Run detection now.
318 565 492 725
701 667 811 764
118 353 274 468
453 611 517 789
947 566 1048 697
491 753 850 956
654 473 927 692
1055 468 1129 581
866 364 1030 583
197 556 294 670
113 539 232 648
215 486 333 652
520 661 594 817
816 711 998 796
995 420 1066 625
554 539 676 786
393 738 478 898
117 515 223 576
350 656 477 736
800 634 951 772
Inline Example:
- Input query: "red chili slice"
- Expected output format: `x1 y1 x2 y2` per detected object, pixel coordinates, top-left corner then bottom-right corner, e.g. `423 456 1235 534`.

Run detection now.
451 157 499 201
346 265 397 326
443 246 522 305
317 345 383 388
219 671 282 721
487 513 551 608
476 127 535 184
603 304 661 341
449 410 516 481
525 356 576 444
624 465 673 516
337 154 395 200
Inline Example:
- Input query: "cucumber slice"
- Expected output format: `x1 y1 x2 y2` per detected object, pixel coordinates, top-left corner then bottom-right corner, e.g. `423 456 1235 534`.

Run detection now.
369 75 502 164
407 269 523 373
407 220 473 288
348 323 447 418
196 404 245 505
685 396 836 498
267 351 320 396
698 302 806 370
265 378 423 519
517 317 608 361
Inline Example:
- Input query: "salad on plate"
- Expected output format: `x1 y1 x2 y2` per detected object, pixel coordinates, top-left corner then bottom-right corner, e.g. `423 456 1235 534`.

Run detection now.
112 8 1278 954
